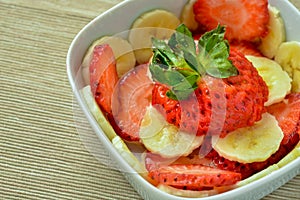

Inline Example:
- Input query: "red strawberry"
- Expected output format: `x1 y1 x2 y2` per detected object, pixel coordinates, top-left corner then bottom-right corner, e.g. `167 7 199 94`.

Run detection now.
230 41 264 57
145 149 215 173
267 93 300 145
152 49 268 138
193 0 269 41
89 44 119 114
111 64 154 141
193 33 203 41
149 164 241 189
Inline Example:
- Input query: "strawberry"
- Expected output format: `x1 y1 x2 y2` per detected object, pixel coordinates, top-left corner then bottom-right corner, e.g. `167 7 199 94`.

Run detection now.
144 148 216 177
145 149 215 173
230 41 264 57
267 93 300 145
152 48 268 138
149 164 241 189
111 64 154 141
193 0 269 41
89 44 119 114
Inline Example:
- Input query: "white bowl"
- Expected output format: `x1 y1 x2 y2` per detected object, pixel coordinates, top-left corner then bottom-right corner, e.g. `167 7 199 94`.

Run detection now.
67 0 300 199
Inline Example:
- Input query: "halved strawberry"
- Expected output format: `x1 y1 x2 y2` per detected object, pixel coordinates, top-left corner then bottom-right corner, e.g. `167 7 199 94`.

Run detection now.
149 164 241 189
152 49 268 138
267 93 300 145
89 44 119 114
193 0 269 41
111 64 154 141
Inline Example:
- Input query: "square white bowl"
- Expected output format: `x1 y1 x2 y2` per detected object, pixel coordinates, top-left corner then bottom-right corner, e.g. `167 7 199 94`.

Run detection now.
67 0 300 199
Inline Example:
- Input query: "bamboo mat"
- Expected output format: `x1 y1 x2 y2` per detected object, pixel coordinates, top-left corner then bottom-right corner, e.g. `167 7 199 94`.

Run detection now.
0 0 299 199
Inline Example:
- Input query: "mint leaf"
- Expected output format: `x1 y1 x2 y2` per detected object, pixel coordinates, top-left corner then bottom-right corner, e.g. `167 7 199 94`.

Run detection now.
168 24 205 75
150 36 200 100
151 38 178 66
149 64 187 86
150 24 238 100
198 25 238 78
166 74 198 100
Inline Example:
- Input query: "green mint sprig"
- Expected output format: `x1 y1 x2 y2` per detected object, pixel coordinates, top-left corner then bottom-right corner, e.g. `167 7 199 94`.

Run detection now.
149 24 238 100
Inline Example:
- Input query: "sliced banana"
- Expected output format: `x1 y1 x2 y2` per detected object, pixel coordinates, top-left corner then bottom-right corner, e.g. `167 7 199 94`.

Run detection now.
81 66 90 86
180 0 199 31
128 9 180 64
81 36 136 84
80 85 117 141
139 106 204 158
275 41 300 92
212 113 284 164
246 55 291 106
293 70 300 92
258 6 286 59
112 135 146 173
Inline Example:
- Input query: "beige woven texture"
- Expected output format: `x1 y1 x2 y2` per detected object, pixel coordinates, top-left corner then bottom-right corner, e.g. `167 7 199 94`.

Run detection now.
1 0 299 199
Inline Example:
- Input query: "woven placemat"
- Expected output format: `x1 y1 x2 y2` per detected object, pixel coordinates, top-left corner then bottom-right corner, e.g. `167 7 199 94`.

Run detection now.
0 0 299 199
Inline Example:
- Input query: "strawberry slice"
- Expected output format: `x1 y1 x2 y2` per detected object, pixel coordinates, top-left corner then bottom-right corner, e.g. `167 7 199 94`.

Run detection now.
267 93 300 145
193 0 269 41
149 164 241 189
145 150 214 173
111 64 154 141
89 44 119 114
230 41 264 57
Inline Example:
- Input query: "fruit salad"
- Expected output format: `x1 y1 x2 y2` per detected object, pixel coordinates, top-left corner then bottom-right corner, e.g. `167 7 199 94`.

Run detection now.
79 0 300 198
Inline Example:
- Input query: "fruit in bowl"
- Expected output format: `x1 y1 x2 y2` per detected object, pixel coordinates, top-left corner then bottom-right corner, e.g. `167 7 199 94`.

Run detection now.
67 0 300 199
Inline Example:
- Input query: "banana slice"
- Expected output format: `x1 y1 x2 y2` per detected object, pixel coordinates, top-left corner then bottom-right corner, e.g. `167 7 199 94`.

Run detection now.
274 41 300 92
128 9 181 64
212 113 284 163
180 0 199 31
246 55 291 106
258 6 286 59
112 135 146 173
81 36 136 84
139 106 204 158
80 85 117 141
